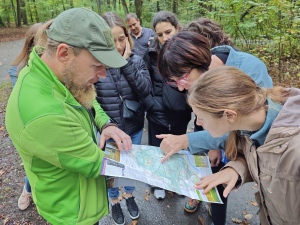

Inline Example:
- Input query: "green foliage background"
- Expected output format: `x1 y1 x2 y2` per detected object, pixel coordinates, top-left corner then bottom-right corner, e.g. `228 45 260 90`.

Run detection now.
1 0 300 82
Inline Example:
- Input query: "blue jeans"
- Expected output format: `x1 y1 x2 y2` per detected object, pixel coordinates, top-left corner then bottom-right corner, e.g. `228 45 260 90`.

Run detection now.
107 129 143 199
25 176 31 193
108 186 135 199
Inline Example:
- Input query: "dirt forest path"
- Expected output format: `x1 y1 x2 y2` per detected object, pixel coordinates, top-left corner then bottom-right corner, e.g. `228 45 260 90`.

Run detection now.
0 40 260 225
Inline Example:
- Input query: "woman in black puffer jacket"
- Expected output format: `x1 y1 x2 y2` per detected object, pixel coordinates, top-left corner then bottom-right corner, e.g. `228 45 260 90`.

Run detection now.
95 12 151 141
94 12 151 225
143 11 192 147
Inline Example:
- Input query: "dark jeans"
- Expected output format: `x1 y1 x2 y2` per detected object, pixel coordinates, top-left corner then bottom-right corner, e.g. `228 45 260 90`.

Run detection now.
211 162 228 225
147 121 189 147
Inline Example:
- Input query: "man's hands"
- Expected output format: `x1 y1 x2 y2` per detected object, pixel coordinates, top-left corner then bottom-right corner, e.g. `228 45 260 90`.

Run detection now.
123 37 131 60
195 167 239 198
99 126 132 151
156 134 189 163
208 150 222 167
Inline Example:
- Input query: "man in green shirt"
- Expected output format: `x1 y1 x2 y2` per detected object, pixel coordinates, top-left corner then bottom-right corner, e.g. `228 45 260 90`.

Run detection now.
5 8 132 225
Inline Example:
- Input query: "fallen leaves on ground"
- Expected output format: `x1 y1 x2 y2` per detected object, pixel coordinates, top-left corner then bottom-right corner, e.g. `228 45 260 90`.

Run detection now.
168 191 174 196
240 221 251 225
167 205 170 208
0 126 5 131
0 169 4 176
4 217 10 225
132 220 138 225
243 211 247 215
198 215 205 225
0 27 28 42
145 189 150 195
251 200 259 207
232 218 242 223
144 194 149 201
244 214 253 220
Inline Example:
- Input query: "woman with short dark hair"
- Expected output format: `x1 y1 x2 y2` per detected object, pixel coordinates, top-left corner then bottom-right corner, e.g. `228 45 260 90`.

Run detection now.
142 11 209 200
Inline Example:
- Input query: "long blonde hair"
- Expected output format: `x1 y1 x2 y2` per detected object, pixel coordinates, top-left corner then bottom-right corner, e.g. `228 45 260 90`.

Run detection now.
188 66 291 160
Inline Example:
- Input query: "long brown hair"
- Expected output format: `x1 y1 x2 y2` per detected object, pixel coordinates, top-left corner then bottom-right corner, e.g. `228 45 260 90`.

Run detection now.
188 66 291 160
101 12 134 50
11 23 44 73
185 18 234 48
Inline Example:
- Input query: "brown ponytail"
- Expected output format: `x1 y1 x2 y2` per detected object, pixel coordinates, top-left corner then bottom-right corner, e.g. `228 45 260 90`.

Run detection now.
11 22 44 73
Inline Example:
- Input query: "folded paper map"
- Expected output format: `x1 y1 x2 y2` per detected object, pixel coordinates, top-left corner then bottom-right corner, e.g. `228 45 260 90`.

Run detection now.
101 143 223 203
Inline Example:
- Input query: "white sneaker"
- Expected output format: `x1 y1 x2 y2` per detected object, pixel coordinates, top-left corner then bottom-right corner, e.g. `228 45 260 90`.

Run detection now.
154 188 165 200
18 186 32 210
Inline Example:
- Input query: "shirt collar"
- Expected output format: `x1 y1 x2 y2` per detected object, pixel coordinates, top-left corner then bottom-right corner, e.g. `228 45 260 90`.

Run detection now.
130 27 144 39
241 98 283 145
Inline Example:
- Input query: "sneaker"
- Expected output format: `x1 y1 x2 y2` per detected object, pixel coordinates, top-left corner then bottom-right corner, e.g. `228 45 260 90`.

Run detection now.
153 188 165 200
111 203 125 225
18 186 32 210
125 196 139 219
184 198 200 213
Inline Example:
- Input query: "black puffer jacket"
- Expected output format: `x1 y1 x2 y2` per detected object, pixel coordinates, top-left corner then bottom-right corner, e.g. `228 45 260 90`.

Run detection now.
94 54 151 135
142 43 191 129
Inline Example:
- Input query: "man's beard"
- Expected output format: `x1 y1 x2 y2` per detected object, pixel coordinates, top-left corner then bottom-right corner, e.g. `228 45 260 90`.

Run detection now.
62 59 96 110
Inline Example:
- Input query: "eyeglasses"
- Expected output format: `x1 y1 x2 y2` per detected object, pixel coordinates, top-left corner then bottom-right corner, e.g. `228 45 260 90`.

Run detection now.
167 71 191 87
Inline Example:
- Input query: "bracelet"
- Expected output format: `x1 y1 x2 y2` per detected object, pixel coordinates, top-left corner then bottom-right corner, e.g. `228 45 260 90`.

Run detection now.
101 123 118 133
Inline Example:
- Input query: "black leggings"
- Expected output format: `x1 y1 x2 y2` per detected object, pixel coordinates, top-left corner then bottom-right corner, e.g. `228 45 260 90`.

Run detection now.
211 162 228 225
147 121 189 147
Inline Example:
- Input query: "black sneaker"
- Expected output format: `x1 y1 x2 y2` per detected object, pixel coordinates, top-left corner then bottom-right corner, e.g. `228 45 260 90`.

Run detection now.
125 196 139 219
111 203 125 225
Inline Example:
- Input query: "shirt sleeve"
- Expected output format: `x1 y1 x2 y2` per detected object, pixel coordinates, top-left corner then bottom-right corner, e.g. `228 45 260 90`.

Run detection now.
187 130 228 154
93 99 110 129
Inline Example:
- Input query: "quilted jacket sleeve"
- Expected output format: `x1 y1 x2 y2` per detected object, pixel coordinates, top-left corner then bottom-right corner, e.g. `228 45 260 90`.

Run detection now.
121 54 152 98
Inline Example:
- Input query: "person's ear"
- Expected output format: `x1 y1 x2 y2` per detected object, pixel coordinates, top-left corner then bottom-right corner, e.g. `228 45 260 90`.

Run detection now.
56 44 73 64
224 109 237 124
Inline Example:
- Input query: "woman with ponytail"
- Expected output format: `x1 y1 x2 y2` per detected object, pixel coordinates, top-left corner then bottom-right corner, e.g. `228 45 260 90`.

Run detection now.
188 66 300 225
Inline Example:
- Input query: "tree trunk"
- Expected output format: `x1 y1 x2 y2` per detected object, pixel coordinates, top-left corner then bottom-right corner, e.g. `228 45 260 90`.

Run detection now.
16 0 22 27
20 0 28 25
29 7 34 22
157 1 160 12
119 0 121 10
32 0 39 22
96 0 101 14
10 0 17 27
112 0 116 9
62 0 66 11
172 0 177 14
70 0 74 8
0 16 5 27
121 0 129 14
135 0 143 24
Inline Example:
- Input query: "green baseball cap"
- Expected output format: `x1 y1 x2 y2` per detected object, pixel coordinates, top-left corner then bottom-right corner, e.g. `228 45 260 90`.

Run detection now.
46 7 127 68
